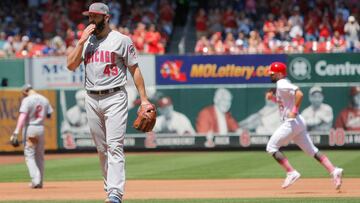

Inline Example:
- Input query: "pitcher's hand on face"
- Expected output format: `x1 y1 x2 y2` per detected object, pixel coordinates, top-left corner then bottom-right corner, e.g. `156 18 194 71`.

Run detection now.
78 24 96 45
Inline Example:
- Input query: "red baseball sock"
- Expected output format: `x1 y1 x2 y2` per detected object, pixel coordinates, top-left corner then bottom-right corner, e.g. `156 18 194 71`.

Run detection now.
318 155 335 173
279 158 295 173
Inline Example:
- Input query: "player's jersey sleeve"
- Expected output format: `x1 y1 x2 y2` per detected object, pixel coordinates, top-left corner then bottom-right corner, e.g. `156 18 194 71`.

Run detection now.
277 79 298 94
19 98 30 114
121 36 138 67
276 79 299 121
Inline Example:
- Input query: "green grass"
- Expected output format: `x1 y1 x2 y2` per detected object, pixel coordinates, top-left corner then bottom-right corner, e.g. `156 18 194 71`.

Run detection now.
0 150 359 182
1 198 360 203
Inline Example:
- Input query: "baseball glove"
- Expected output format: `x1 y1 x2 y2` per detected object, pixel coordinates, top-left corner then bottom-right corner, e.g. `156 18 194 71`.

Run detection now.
10 133 20 147
133 103 157 132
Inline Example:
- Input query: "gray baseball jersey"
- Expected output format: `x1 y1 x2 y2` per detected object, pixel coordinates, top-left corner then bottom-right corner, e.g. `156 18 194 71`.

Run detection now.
20 93 52 188
81 30 139 200
82 31 138 91
20 94 53 126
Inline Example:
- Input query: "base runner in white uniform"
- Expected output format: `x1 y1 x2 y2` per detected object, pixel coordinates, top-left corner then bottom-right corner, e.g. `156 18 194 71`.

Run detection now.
11 84 53 189
265 62 343 190
67 3 151 203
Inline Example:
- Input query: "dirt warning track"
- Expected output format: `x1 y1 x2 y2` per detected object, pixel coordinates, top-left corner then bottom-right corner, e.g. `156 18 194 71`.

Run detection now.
0 179 359 201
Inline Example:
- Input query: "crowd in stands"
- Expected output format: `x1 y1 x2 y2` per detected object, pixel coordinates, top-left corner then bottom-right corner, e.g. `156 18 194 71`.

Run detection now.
0 0 174 58
194 0 360 55
1 0 359 58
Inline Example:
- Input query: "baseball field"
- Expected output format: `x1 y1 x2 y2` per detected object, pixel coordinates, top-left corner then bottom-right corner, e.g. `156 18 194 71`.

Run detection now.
0 150 360 203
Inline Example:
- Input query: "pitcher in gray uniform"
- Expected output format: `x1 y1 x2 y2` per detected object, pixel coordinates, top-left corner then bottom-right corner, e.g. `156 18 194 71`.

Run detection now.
67 3 151 203
11 84 53 188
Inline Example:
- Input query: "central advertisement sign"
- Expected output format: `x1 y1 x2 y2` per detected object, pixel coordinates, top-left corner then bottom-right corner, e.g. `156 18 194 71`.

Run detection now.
156 54 286 85
287 53 360 83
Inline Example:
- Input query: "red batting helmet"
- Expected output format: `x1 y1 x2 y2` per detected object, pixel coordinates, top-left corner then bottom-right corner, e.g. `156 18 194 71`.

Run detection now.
268 62 287 76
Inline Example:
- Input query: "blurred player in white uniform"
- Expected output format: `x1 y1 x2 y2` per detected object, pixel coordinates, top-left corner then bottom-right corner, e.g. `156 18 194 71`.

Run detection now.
239 91 280 135
11 84 53 188
265 62 343 190
67 3 151 203
301 86 333 132
153 96 195 135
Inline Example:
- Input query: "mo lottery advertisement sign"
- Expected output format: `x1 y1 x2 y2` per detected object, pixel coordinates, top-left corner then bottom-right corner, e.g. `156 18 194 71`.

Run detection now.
156 54 286 85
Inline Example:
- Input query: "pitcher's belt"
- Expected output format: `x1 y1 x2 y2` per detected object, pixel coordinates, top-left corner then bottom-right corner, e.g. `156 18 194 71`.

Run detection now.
87 86 123 95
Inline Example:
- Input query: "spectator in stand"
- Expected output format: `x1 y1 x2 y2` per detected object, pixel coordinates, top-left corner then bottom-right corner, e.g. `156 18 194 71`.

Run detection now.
130 5 142 24
75 23 85 42
331 31 346 52
223 32 237 54
16 35 33 58
67 1 85 24
333 13 345 36
263 31 278 54
336 2 350 22
245 0 256 15
3 36 17 57
304 18 317 42
208 8 223 34
65 28 76 48
248 30 262 54
145 24 165 55
318 19 331 42
132 23 147 54
141 8 156 26
210 32 224 54
51 36 67 56
236 11 252 35
263 14 276 37
235 32 248 53
57 12 71 39
108 0 121 27
41 7 56 39
119 27 131 36
0 32 6 49
288 6 304 39
0 32 6 58
195 8 208 39
159 0 174 28
223 7 237 34
195 35 212 55
41 39 56 56
344 16 360 52
275 14 290 40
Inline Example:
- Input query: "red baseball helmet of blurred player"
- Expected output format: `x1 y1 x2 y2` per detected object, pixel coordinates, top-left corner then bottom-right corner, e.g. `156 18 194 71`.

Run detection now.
268 62 287 76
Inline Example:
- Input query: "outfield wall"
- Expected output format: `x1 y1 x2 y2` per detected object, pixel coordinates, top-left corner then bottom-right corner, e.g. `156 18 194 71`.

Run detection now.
0 53 359 152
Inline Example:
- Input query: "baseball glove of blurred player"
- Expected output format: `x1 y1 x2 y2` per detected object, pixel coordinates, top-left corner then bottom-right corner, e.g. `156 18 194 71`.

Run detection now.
133 103 157 132
10 133 20 147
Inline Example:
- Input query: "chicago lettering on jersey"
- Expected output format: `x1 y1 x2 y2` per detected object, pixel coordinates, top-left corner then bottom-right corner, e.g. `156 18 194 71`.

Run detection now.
84 50 116 65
